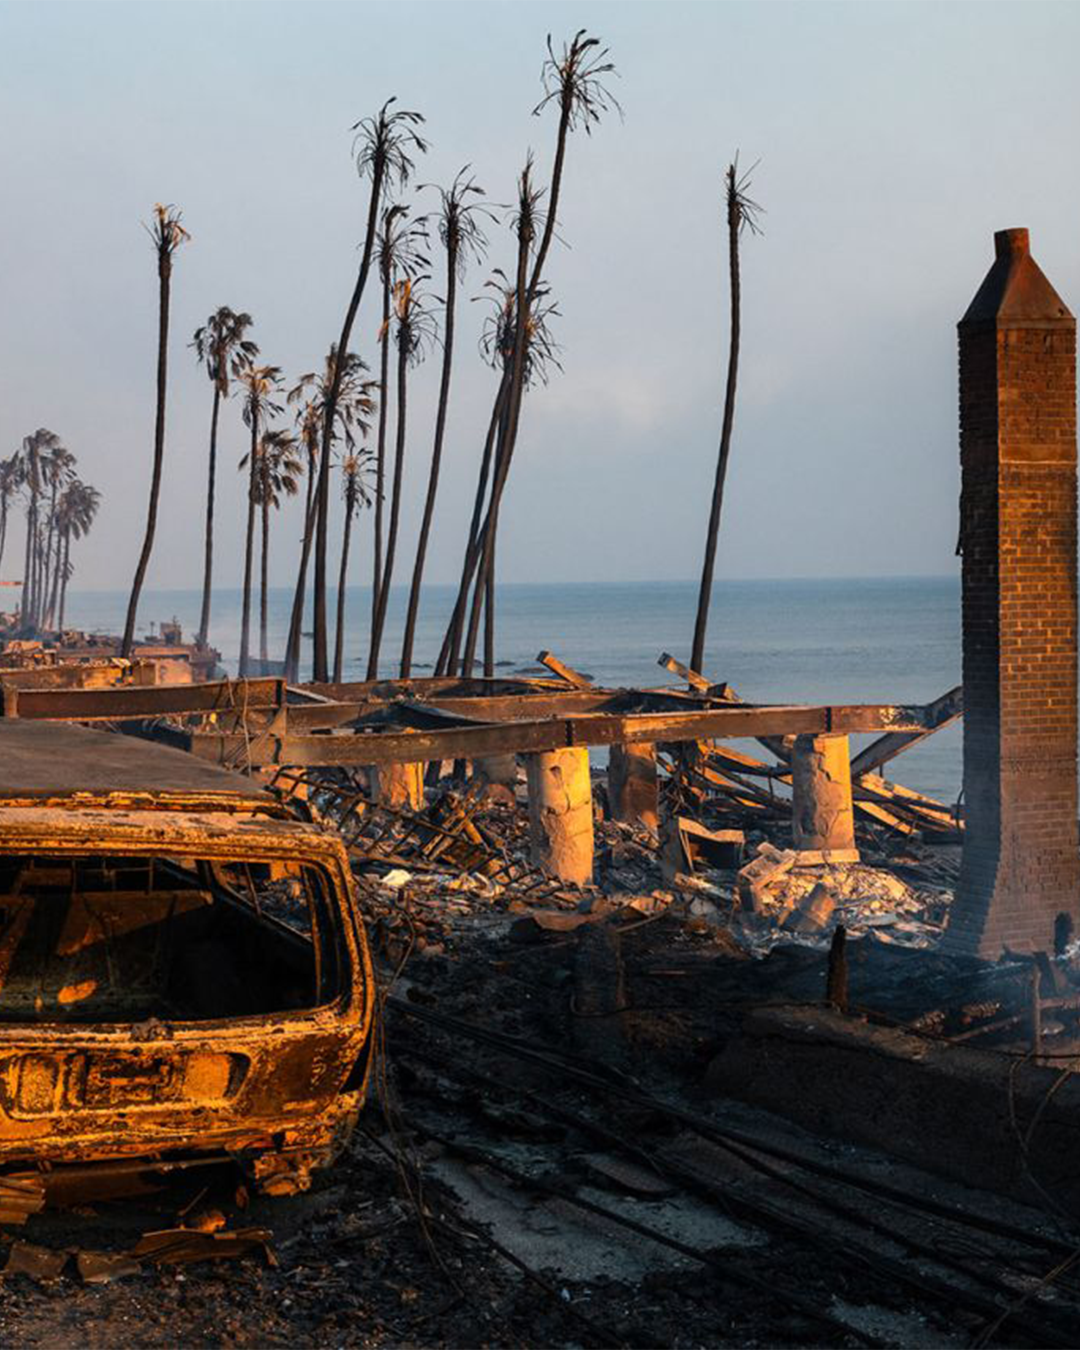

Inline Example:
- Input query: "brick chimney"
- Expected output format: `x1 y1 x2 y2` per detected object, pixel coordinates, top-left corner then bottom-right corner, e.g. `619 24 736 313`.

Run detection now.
945 228 1080 958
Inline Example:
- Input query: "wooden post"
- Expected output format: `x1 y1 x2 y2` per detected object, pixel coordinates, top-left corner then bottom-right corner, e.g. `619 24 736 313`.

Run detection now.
791 733 858 861
826 926 849 1012
607 741 658 832
525 746 594 886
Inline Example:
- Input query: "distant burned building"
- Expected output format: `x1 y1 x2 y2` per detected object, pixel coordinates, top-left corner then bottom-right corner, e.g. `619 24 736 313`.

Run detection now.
947 229 1080 957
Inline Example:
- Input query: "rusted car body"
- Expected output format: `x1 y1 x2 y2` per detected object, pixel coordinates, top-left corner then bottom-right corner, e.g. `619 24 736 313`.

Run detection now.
0 722 374 1197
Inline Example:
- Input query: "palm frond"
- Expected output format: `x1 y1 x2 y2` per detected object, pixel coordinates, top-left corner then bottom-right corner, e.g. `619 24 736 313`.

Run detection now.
533 29 621 134
351 98 429 193
726 155 764 236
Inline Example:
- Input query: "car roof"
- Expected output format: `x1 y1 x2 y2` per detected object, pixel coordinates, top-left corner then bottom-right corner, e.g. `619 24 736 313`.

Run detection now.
0 721 274 806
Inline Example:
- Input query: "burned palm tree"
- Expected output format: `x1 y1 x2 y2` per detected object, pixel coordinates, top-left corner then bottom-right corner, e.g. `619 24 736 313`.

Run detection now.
38 439 75 630
437 264 561 677
439 165 542 680
191 307 258 649
0 454 20 575
236 362 284 676
371 205 427 643
469 32 617 675
17 429 62 630
366 276 437 678
122 204 190 657
54 479 100 632
283 397 323 679
312 101 427 684
284 347 375 681
442 31 617 676
460 256 564 676
400 170 491 678
690 159 762 675
250 428 302 667
333 451 374 683
459 166 537 683
529 31 619 296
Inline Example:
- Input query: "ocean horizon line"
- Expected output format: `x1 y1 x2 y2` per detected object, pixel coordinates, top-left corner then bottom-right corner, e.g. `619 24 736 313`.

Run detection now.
67 573 960 598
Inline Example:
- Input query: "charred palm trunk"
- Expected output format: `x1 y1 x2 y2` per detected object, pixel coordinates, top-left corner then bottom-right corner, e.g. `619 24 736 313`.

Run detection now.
42 477 60 629
691 173 742 675
197 382 223 648
312 163 385 684
435 368 511 676
20 492 35 628
259 462 270 668
401 243 458 677
283 446 319 683
471 97 575 671
0 499 7 573
458 118 570 677
367 327 409 678
333 479 358 684
30 517 41 627
58 528 71 631
44 528 63 632
39 516 53 628
372 264 391 641
34 519 47 629
461 209 532 678
123 242 172 657
29 522 41 629
238 421 259 677
483 540 495 677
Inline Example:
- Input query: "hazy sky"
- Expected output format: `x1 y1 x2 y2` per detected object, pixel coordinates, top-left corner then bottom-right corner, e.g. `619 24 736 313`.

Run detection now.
2 0 1079 593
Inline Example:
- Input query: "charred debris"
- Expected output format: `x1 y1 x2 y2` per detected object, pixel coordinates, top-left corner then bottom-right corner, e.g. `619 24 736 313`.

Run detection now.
0 634 1075 1348
0 8 1076 1333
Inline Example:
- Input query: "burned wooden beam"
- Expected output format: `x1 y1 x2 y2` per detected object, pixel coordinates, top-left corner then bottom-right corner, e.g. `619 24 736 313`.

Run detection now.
1 677 286 721
657 652 713 693
658 653 790 762
537 650 593 689
302 674 572 703
849 685 963 780
182 700 939 769
1 670 761 731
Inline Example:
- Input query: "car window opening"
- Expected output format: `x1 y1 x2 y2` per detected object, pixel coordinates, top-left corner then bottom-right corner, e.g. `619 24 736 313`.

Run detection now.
0 854 343 1024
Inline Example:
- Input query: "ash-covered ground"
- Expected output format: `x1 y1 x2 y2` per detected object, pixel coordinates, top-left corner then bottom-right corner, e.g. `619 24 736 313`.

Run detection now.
0 790 1076 1349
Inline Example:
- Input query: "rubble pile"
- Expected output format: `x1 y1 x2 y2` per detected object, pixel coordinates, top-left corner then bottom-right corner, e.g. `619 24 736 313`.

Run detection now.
735 841 953 950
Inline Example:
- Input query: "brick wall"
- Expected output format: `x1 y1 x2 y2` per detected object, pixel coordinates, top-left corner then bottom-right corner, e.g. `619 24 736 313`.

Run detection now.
947 232 1080 957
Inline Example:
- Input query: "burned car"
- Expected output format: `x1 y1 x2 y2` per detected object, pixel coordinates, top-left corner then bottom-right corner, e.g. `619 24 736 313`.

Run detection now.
0 722 374 1200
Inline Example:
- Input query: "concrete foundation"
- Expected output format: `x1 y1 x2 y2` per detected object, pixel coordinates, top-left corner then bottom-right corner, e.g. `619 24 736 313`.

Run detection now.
525 746 594 886
372 760 424 811
790 734 858 860
607 742 658 832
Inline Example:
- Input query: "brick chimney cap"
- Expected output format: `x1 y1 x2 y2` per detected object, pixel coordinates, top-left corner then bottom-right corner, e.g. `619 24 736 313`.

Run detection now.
995 228 1030 259
961 229 1073 327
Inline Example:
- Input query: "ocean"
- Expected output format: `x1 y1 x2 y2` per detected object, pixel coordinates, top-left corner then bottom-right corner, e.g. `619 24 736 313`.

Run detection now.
63 576 963 804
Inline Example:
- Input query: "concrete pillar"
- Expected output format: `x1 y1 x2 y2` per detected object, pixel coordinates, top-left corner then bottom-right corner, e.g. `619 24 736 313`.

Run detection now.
525 746 594 886
790 734 858 860
947 228 1080 957
607 742 659 832
371 761 424 812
